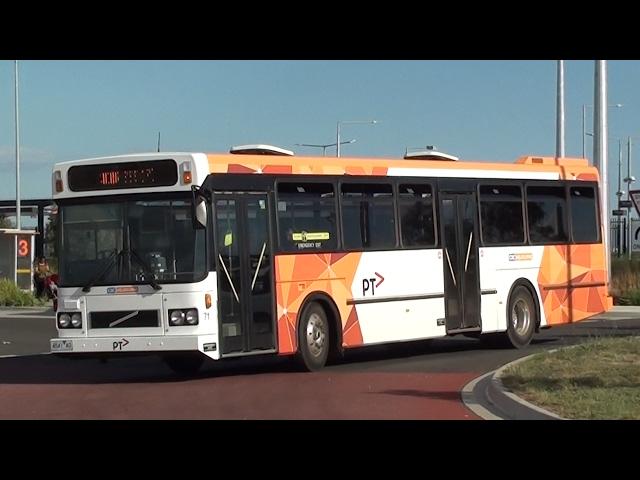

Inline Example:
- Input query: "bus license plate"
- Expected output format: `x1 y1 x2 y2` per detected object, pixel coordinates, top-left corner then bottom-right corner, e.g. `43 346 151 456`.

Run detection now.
51 340 73 352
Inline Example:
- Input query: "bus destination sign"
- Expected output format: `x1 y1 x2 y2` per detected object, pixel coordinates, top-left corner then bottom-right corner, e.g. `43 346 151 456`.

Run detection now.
68 159 178 192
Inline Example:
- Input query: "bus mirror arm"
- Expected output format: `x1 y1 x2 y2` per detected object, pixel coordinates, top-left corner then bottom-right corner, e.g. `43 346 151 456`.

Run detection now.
191 185 208 230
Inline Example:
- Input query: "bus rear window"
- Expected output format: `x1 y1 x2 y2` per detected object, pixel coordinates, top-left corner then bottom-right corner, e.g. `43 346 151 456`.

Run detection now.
570 186 600 243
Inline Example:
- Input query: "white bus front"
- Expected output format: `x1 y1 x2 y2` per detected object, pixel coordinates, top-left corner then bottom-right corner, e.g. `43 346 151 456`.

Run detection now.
50 154 218 373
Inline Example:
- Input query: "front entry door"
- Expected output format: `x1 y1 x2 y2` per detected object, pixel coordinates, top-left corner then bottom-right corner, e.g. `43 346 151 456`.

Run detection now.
439 192 481 332
214 193 275 355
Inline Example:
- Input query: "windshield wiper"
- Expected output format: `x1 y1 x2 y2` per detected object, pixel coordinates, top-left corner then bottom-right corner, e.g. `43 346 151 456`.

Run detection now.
82 249 122 293
129 248 162 291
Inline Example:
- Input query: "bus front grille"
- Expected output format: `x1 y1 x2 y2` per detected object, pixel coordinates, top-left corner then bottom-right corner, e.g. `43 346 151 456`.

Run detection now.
90 310 159 329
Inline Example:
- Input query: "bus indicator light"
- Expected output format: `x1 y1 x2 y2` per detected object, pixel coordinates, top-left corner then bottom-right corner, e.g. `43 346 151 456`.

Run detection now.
54 170 63 192
181 161 192 184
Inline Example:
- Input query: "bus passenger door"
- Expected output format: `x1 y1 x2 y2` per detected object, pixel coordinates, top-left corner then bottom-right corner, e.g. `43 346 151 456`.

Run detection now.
439 192 481 332
214 193 275 355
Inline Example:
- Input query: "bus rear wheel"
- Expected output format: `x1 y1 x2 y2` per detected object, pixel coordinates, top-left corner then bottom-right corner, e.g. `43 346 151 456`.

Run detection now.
505 286 536 348
297 302 330 371
163 353 205 376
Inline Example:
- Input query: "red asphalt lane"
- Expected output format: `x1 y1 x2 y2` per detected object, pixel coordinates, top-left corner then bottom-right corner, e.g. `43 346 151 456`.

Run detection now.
0 370 481 420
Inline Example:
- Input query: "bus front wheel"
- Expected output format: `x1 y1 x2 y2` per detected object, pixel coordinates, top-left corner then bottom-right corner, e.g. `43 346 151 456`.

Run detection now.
297 302 329 371
505 286 536 348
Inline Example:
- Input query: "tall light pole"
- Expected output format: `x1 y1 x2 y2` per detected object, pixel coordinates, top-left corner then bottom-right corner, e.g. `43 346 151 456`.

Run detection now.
336 120 377 157
296 139 355 156
556 60 565 157
15 60 20 231
583 103 622 160
625 137 636 260
13 60 21 289
617 138 624 257
593 60 610 285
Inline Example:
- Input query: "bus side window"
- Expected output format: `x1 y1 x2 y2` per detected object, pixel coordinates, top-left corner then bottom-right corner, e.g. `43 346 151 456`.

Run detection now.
526 185 568 244
479 185 525 245
276 182 337 252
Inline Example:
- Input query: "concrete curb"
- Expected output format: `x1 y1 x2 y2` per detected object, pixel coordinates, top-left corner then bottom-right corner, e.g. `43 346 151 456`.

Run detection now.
462 352 565 420
461 370 503 420
491 353 565 420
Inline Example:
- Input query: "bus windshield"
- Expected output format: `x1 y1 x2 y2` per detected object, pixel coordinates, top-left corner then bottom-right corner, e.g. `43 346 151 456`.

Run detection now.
58 196 207 287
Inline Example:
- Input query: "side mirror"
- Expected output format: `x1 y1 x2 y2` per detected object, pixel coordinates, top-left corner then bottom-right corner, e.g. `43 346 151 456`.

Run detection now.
191 186 208 229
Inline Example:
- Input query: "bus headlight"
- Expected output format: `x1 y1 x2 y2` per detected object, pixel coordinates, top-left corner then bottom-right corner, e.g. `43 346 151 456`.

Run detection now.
185 309 198 325
58 313 71 328
169 310 185 326
70 313 82 328
168 309 198 326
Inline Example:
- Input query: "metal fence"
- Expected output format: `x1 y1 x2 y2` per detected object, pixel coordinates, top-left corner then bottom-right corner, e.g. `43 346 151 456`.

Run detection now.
610 216 629 257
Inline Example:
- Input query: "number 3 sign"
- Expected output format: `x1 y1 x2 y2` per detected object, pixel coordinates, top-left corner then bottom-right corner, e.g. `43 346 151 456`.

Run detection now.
17 237 29 257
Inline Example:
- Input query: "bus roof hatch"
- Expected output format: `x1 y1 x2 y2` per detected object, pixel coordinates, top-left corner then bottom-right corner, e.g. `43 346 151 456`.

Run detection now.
230 144 294 156
403 146 458 161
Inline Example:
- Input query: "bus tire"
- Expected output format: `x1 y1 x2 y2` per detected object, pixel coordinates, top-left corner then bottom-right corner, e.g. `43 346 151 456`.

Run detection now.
163 353 205 376
505 285 536 348
297 302 329 371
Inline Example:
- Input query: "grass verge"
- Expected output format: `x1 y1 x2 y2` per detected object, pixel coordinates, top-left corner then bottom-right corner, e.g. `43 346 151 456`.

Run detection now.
501 336 640 419
0 279 46 307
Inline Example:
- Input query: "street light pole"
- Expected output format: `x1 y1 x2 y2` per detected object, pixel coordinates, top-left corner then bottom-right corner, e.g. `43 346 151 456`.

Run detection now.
627 137 634 260
582 103 622 161
15 60 20 232
618 139 623 257
556 60 565 157
593 60 610 285
336 120 377 157
296 140 355 156
582 104 587 159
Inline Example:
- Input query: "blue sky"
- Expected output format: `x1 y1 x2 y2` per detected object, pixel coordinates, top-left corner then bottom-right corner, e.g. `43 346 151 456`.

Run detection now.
0 60 638 208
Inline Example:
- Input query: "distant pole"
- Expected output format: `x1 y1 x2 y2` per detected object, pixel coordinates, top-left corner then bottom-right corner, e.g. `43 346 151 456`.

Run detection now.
618 139 623 202
593 60 610 284
627 137 632 260
618 139 623 257
582 105 587 159
556 60 565 157
15 60 20 231
336 123 341 157
157 131 161 152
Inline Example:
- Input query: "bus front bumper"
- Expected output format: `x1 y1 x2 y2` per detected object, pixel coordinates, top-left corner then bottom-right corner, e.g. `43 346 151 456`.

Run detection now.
50 335 219 359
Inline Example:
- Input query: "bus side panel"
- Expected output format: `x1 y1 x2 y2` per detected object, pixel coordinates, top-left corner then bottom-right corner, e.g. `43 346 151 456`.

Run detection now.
274 252 363 355
273 250 447 354
349 250 446 345
479 246 546 332
537 243 611 325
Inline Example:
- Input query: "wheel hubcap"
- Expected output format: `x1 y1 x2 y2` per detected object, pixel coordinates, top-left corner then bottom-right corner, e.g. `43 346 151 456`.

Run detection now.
512 299 531 336
306 313 326 357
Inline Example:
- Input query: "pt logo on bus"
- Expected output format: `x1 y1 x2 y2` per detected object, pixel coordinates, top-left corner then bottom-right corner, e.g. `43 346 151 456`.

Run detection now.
113 338 130 351
362 272 385 296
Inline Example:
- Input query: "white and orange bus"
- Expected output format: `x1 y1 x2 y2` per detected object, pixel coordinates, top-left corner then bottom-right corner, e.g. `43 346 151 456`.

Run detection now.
50 145 611 372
